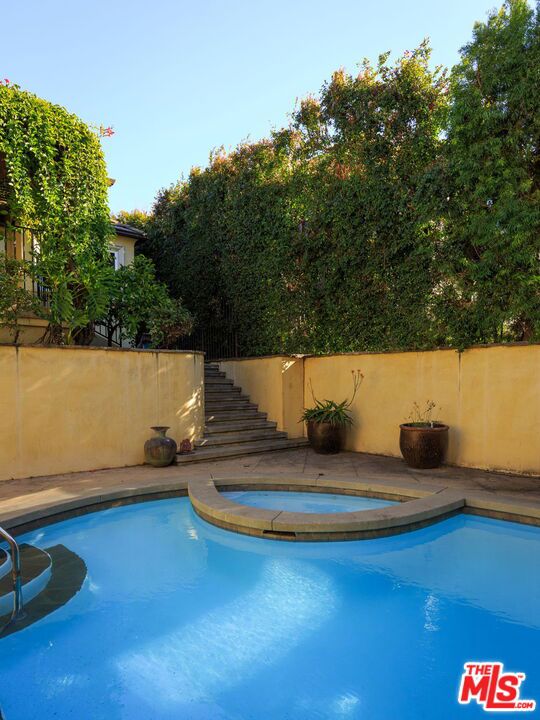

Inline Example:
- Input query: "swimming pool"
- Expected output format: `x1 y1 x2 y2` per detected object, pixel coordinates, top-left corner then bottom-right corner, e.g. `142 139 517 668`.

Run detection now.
1 496 538 719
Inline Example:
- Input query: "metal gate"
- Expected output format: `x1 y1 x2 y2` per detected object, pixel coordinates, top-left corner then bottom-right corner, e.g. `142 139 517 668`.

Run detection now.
177 305 241 360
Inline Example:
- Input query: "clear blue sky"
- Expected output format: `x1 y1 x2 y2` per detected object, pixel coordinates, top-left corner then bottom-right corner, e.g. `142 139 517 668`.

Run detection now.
4 0 499 215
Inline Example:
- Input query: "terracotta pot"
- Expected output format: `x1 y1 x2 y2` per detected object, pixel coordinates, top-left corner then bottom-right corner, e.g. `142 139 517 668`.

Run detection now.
144 426 177 467
307 421 345 454
399 423 449 469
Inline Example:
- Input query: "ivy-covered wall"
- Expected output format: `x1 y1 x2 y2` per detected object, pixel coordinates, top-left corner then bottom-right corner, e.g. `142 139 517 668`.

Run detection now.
142 0 539 356
0 81 112 342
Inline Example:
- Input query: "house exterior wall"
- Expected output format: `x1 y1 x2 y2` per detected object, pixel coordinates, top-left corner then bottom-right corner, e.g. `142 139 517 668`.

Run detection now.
220 344 540 476
109 232 136 267
0 346 204 481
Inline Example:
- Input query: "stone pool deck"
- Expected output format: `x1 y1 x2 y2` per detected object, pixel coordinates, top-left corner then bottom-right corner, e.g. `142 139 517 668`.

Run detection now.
0 448 539 535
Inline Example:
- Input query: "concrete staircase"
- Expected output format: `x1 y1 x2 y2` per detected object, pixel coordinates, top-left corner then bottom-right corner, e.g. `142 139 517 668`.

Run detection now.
176 363 308 463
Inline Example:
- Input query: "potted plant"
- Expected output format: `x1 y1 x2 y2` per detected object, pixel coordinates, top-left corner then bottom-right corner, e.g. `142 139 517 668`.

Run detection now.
399 401 449 469
301 370 363 454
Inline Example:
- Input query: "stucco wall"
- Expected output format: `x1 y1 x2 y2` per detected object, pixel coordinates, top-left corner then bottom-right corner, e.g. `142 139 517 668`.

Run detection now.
0 317 50 345
219 356 304 437
221 345 540 475
0 346 204 481
112 232 136 266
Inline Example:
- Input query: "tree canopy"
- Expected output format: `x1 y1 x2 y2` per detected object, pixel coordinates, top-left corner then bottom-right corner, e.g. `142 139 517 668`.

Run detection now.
139 0 540 355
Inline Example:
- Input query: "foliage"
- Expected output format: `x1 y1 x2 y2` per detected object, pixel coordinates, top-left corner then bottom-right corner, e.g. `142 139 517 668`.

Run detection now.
98 255 193 347
138 1 539 356
113 208 150 232
0 82 112 343
301 370 363 426
0 256 44 341
301 400 354 426
438 0 540 345
148 298 194 349
405 400 438 427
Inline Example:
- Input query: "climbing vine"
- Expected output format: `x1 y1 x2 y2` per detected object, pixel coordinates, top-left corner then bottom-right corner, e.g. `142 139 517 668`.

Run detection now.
0 81 112 342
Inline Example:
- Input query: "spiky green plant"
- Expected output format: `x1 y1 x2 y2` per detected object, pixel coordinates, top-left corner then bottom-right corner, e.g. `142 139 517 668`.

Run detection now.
301 369 364 426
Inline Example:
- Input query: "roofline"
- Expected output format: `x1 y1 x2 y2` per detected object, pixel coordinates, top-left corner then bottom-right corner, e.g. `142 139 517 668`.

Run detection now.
112 223 146 240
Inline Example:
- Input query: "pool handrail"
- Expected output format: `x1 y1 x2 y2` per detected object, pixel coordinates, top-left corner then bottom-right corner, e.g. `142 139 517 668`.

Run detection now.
0 524 23 629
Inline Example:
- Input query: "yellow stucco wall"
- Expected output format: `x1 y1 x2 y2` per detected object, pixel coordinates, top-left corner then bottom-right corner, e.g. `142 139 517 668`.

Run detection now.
0 317 50 345
221 345 540 475
219 356 305 437
112 232 136 265
0 346 204 481
307 346 540 474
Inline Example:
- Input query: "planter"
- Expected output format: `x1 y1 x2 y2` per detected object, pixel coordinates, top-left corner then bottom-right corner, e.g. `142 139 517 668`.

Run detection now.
307 420 345 454
399 423 449 469
144 426 177 467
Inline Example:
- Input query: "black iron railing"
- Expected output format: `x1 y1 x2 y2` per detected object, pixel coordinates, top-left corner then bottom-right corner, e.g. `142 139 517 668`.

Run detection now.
93 322 122 347
177 305 241 359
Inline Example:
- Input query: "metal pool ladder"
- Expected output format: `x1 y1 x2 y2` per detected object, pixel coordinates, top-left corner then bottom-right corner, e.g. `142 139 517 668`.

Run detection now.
0 525 24 629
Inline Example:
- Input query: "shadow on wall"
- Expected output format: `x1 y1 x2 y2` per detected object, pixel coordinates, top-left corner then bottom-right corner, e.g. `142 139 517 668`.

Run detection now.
0 346 205 481
221 345 540 475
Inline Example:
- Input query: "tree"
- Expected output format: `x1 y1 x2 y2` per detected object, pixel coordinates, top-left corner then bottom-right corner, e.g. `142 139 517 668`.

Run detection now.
139 42 449 354
113 209 150 232
98 255 193 347
440 0 540 344
137 2 540 355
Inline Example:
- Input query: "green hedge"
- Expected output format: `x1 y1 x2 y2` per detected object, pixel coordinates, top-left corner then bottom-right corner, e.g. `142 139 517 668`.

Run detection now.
142 0 540 355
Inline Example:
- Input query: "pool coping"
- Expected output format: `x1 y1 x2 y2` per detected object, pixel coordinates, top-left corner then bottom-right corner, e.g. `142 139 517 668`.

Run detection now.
1 473 539 540
189 478 466 541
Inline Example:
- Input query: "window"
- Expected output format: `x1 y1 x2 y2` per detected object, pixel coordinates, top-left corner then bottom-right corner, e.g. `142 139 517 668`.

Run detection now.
109 244 125 270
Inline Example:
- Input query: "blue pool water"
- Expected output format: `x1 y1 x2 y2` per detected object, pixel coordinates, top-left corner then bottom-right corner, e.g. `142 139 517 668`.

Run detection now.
222 490 396 512
1 497 539 719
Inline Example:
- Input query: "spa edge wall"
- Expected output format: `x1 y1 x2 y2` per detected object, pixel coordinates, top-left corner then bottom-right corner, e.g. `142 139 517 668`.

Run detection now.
219 345 540 476
0 346 204 481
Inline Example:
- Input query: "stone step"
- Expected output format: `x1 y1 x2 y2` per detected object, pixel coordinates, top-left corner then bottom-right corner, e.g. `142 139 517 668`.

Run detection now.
205 363 220 371
205 388 243 399
205 400 257 412
204 419 278 433
206 409 267 422
205 377 233 387
205 395 248 405
195 429 287 447
205 381 240 391
176 437 308 463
